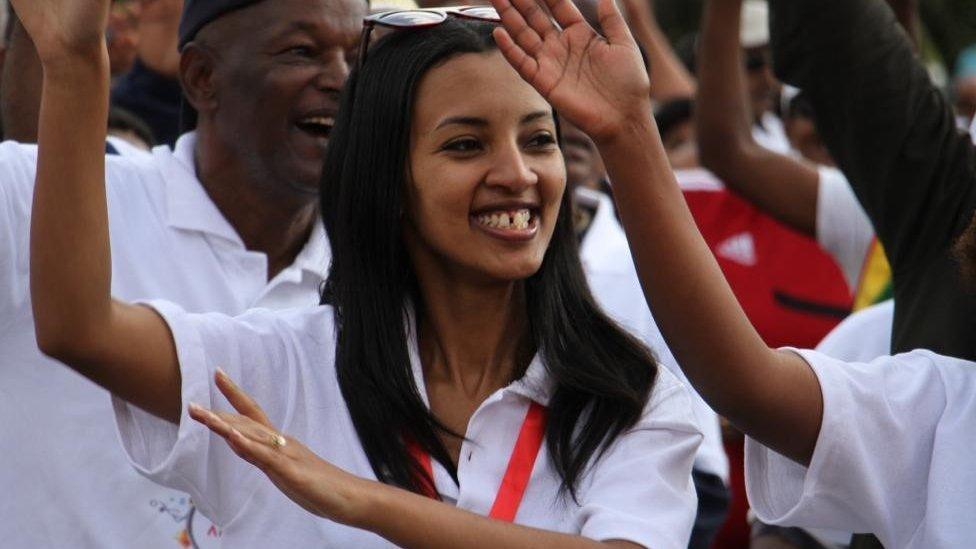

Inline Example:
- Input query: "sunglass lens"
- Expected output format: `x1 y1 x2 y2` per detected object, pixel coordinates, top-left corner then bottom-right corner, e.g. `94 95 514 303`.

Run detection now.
456 7 501 21
378 10 447 27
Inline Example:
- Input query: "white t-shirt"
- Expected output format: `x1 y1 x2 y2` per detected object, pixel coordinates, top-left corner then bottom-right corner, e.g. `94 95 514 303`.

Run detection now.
745 349 976 548
816 299 893 363
0 134 329 548
576 187 729 485
113 301 703 548
815 165 876 291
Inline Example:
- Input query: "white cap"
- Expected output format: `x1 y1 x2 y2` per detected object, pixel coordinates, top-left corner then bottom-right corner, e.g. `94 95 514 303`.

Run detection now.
740 0 769 49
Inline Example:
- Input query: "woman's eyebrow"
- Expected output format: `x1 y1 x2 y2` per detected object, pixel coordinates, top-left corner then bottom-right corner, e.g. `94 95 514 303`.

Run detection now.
434 111 553 131
435 116 487 131
520 111 553 125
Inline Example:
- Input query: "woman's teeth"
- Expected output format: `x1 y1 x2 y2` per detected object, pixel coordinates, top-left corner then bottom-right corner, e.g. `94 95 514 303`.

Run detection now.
476 209 532 230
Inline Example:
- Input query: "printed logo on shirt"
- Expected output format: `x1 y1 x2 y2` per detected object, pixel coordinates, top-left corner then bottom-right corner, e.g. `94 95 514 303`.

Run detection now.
151 496 221 548
716 232 757 266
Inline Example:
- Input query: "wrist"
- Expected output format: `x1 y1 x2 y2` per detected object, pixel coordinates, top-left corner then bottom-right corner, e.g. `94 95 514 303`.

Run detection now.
39 41 110 80
334 475 387 529
592 106 656 151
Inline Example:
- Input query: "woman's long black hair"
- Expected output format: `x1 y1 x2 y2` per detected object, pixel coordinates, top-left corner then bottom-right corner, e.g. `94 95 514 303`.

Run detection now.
320 20 658 499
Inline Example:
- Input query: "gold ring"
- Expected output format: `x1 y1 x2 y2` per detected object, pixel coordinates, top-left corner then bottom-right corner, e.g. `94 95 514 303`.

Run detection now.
270 433 287 449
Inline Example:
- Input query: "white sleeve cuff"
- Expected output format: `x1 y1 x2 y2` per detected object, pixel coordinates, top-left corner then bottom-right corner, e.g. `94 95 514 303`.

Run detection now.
112 299 219 521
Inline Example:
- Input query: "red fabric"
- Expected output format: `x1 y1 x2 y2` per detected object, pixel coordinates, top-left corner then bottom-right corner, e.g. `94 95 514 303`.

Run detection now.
406 402 547 522
683 189 851 349
488 402 547 521
713 437 748 549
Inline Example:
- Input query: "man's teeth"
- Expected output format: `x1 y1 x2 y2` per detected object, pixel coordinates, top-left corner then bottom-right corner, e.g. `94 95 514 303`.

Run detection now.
476 209 532 230
300 116 335 134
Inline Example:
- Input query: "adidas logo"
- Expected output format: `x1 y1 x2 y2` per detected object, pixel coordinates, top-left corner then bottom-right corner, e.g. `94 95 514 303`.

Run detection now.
717 232 757 266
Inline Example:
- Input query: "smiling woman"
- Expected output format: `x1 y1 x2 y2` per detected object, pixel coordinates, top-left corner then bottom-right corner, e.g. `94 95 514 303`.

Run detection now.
22 0 703 547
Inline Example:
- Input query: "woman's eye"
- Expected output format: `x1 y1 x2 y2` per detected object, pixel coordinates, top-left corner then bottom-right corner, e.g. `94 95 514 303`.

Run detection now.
442 138 482 153
527 132 557 149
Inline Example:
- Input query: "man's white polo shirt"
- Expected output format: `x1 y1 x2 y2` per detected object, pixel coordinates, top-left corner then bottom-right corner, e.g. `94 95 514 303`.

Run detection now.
745 349 976 549
0 133 328 548
113 301 702 548
575 187 730 485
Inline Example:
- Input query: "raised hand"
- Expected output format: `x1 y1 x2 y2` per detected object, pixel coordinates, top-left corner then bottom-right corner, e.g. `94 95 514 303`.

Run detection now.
489 0 652 145
9 0 112 65
188 370 367 525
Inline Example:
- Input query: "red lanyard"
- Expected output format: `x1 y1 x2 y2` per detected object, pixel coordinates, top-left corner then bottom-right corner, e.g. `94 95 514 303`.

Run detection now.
407 401 547 522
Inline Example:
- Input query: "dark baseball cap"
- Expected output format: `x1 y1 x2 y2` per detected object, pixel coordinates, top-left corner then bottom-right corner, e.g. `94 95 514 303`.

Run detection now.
178 0 267 50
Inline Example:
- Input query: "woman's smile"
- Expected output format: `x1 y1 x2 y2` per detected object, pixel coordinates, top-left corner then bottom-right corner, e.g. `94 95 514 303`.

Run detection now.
471 207 540 242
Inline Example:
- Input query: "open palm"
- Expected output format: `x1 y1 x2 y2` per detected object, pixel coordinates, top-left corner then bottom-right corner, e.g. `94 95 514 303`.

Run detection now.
490 0 652 145
9 0 111 63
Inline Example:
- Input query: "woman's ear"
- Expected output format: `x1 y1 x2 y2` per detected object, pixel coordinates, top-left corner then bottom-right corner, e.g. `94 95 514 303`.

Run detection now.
178 43 219 115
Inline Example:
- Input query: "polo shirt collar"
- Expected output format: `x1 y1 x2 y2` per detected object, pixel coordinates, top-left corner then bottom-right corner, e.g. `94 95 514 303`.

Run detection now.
294 218 330 278
158 132 242 244
158 133 332 280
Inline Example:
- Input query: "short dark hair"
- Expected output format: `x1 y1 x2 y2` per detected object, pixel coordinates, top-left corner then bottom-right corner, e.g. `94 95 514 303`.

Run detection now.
320 19 658 499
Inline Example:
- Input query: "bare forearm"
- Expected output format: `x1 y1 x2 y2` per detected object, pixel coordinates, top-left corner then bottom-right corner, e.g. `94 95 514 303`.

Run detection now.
696 0 819 235
596 119 822 464
30 48 113 355
695 0 752 153
631 17 694 101
353 480 635 549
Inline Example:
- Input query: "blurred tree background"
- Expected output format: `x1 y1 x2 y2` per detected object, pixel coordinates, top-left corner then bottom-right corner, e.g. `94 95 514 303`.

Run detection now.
654 0 976 77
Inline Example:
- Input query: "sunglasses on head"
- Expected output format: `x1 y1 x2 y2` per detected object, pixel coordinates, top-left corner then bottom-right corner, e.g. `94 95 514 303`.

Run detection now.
356 6 502 71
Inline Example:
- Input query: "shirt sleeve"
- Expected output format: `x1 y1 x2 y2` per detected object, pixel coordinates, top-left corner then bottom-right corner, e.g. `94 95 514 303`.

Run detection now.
578 368 702 549
112 300 337 526
0 142 39 331
744 349 951 546
815 166 875 290
769 0 976 273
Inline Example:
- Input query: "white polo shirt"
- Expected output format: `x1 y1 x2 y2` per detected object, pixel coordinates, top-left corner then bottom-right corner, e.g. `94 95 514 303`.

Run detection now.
745 349 976 549
576 187 730 485
0 134 328 548
113 301 703 548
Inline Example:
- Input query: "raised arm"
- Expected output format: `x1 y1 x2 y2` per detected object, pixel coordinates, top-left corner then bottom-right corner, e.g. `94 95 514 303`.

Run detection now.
18 0 181 422
768 0 976 269
620 0 695 102
489 0 823 463
695 0 819 235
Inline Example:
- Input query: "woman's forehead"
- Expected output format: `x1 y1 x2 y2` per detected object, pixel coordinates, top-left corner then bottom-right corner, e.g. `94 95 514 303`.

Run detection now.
412 52 553 130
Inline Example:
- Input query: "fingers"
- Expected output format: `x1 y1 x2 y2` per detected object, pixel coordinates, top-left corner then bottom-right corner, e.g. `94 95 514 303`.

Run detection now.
597 0 636 46
214 368 274 428
508 0 557 39
537 0 585 30
492 0 546 56
188 403 285 471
